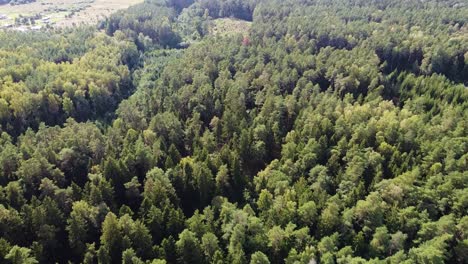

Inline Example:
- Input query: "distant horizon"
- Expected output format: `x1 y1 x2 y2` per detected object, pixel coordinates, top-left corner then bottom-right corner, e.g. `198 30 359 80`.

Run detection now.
0 0 143 30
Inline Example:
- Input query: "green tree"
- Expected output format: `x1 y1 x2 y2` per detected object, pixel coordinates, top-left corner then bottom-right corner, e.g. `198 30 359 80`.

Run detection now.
176 229 202 264
100 212 123 263
122 248 145 264
250 251 270 264
5 246 38 264
67 201 99 260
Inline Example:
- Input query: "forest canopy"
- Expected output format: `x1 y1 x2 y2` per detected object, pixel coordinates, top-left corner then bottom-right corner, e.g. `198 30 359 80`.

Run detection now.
0 0 466 263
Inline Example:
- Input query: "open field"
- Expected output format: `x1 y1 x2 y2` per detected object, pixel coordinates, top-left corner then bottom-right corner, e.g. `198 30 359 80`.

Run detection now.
209 18 252 37
0 0 143 29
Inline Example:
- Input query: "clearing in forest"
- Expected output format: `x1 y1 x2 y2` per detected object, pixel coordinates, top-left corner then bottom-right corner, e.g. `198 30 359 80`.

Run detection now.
209 17 252 37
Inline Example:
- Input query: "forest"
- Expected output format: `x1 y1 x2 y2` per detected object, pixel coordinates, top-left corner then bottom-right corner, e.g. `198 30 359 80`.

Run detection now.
0 0 467 263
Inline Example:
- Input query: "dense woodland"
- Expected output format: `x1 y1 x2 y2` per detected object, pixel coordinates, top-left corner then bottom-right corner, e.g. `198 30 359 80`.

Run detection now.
0 0 467 263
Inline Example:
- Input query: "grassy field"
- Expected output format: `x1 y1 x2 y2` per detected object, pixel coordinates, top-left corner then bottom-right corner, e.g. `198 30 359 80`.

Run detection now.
0 0 143 28
209 18 252 37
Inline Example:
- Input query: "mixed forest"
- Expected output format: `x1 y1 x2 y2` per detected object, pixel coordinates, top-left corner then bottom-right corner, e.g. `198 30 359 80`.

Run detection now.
0 0 467 263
